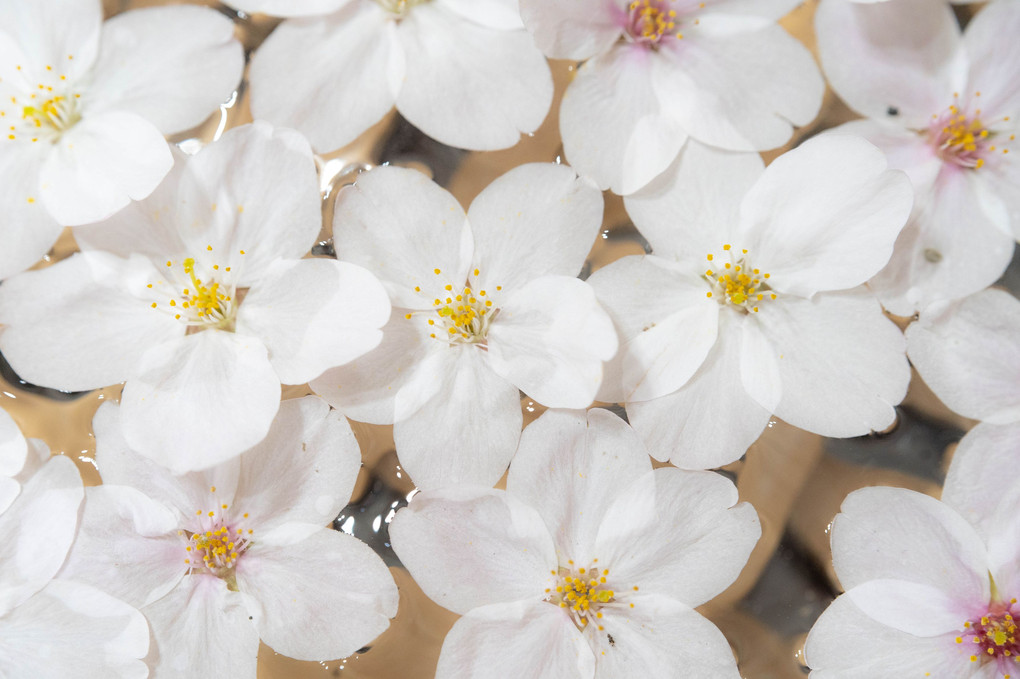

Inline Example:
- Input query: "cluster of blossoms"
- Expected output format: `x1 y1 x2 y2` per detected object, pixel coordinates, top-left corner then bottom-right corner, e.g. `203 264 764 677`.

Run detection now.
0 0 1016 677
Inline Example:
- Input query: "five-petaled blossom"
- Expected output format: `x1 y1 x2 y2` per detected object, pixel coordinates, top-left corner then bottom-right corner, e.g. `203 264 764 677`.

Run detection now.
587 136 914 469
0 0 244 279
0 122 390 472
60 398 400 678
0 452 150 676
311 162 617 490
248 0 552 152
816 0 1020 315
390 408 761 679
805 429 1020 678
518 0 825 195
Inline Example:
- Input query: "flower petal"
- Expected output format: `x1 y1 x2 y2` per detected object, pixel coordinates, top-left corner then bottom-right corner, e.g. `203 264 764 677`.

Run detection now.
0 145 63 280
0 409 27 479
396 3 552 150
825 120 942 194
440 0 525 30
119 331 280 473
226 0 351 17
389 486 557 615
963 1 1020 120
518 0 622 60
237 528 397 660
0 0 101 81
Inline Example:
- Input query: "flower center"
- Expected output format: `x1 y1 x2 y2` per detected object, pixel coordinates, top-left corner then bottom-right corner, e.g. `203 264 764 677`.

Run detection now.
928 94 1013 170
375 0 429 17
545 560 636 632
148 246 246 332
2 58 82 143
957 598 1020 671
625 0 704 44
406 268 500 345
703 244 775 313
181 488 254 587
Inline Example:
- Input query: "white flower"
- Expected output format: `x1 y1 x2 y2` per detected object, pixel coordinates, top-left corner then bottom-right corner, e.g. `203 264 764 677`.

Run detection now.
804 429 1020 678
247 0 552 152
0 0 244 279
587 136 913 469
0 454 149 677
518 0 824 195
60 397 400 678
311 162 617 490
816 0 1020 315
0 122 391 472
389 408 760 679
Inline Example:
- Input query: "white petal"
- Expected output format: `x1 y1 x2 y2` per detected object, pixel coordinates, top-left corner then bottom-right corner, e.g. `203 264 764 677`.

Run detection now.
439 0 524 30
436 601 594 679
845 580 972 637
250 3 400 152
233 397 362 532
0 252 184 391
507 408 652 564
805 594 975 679
87 6 243 135
560 46 688 195
739 320 781 412
815 0 961 127
468 163 603 294
0 145 63 280
237 258 389 385
0 409 27 479
830 486 989 621
0 580 149 679
624 140 762 262
754 290 909 438
226 0 350 17
396 3 552 150
144 575 259 678
595 597 741 679
738 135 914 296
825 120 942 194
487 275 617 408
119 331 280 473
963 1 1020 120
333 165 473 309
237 528 397 660
393 346 522 489
389 486 557 615
594 468 759 607
0 0 101 81
39 110 172 226
906 288 1020 423
518 0 621 60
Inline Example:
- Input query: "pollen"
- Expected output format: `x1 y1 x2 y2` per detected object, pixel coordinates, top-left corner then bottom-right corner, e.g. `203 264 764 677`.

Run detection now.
703 246 775 313
546 560 633 634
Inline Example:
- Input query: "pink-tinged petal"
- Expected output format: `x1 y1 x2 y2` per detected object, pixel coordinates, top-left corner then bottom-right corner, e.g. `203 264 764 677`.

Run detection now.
233 397 362 531
0 455 81 612
0 580 149 679
487 275 617 408
393 346 522 490
468 163 603 294
962 1 1020 121
805 594 976 679
143 575 259 678
249 3 400 153
906 288 1020 424
831 487 989 621
58 485 184 609
624 141 762 262
0 0 101 81
870 166 1016 316
519 0 622 60
507 409 652 565
390 487 557 615
0 252 184 392
119 331 280 473
396 3 552 151
439 0 525 30
435 600 595 679
738 135 913 296
846 580 972 637
87 6 243 135
560 46 689 195
333 165 473 309
627 310 771 469
0 144 63 280
594 596 741 679
237 258 389 385
595 468 759 607
226 0 351 17
825 121 942 194
236 528 397 660
39 110 172 226
753 290 909 439
815 0 961 127
0 409 27 479
652 24 823 152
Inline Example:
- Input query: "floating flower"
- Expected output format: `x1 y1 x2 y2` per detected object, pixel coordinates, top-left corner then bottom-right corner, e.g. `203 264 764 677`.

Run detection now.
518 0 825 194
0 122 390 472
0 0 244 279
587 136 913 468
816 0 1020 315
247 0 552 152
311 162 616 489
390 408 760 679
60 397 399 678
